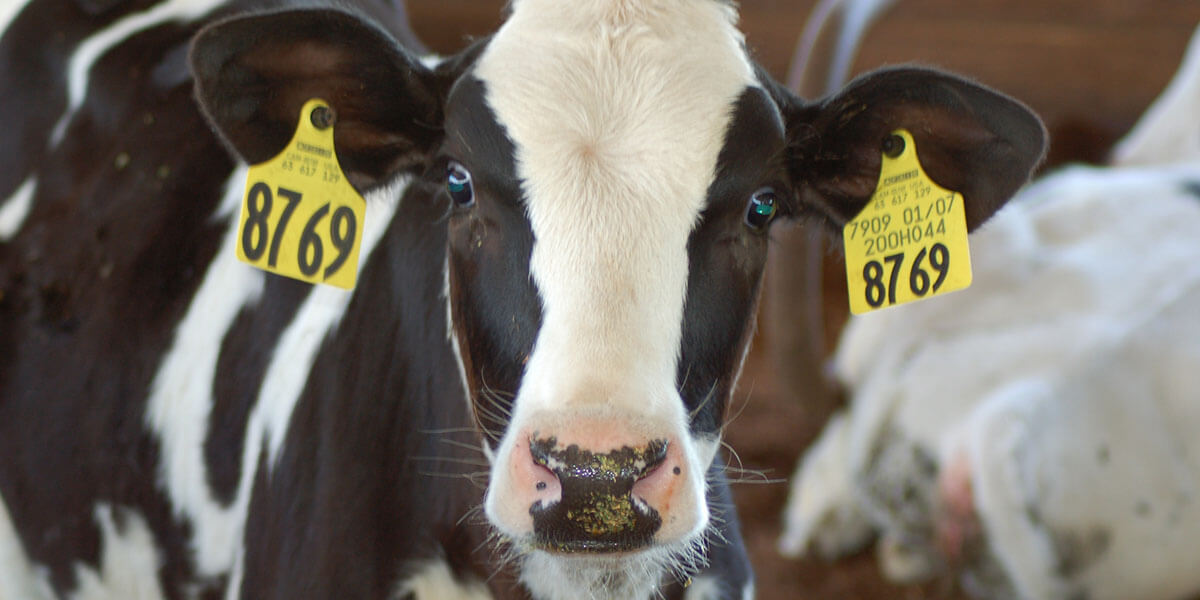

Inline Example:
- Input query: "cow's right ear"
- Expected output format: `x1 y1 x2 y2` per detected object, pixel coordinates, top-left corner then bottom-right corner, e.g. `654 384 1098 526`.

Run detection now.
189 8 470 192
771 67 1046 232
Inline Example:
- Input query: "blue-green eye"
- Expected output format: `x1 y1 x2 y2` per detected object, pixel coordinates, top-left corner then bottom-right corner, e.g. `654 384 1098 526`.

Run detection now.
745 188 778 229
446 161 474 207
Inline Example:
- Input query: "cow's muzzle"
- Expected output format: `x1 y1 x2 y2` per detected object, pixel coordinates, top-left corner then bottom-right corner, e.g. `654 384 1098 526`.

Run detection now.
527 436 668 552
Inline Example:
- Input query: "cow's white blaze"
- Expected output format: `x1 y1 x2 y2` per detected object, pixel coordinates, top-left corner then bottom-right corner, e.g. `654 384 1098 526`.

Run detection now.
476 0 755 567
0 176 35 241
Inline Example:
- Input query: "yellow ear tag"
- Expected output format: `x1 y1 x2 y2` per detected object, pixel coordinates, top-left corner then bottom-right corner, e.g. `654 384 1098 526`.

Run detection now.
843 129 972 314
236 99 366 289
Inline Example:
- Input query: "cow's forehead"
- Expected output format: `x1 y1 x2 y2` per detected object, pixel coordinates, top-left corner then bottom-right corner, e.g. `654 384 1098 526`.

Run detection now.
471 0 758 395
476 0 755 217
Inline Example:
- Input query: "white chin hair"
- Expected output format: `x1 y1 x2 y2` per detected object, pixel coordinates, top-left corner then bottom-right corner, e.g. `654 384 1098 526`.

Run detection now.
518 539 709 600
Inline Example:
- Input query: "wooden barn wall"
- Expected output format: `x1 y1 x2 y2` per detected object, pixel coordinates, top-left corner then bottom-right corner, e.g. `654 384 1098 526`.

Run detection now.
411 0 1199 165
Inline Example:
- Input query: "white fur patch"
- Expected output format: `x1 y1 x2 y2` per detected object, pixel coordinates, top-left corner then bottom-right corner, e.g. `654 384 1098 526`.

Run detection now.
392 560 491 600
0 493 55 600
519 551 672 600
220 546 244 600
0 0 33 39
68 505 166 600
50 0 225 145
0 176 35 241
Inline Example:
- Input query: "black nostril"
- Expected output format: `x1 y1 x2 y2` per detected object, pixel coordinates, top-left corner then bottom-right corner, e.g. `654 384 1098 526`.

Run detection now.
527 436 669 553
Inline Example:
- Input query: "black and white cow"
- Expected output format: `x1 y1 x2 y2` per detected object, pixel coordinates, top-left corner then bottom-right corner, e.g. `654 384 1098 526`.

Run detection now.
0 0 1045 598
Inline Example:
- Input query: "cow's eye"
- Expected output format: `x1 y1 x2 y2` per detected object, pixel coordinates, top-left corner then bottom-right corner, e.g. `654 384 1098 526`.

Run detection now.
744 187 778 229
446 162 474 207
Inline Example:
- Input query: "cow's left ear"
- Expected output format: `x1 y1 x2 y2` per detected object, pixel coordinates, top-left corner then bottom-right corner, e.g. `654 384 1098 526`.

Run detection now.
189 8 474 192
777 67 1047 231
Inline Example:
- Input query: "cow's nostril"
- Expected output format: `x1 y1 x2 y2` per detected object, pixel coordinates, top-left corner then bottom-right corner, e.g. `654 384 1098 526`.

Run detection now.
527 436 669 552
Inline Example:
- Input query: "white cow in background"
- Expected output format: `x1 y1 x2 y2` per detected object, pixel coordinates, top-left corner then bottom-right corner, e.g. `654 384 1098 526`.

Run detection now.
780 23 1200 600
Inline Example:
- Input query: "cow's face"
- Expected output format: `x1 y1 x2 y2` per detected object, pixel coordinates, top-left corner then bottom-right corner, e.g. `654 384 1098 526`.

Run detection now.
445 1 773 568
190 2 1045 597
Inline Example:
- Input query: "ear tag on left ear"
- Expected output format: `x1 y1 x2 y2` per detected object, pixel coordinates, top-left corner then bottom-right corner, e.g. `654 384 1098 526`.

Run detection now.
843 129 972 315
237 99 366 289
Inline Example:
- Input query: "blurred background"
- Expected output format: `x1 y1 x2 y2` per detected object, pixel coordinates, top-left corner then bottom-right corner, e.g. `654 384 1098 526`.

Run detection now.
408 2 1200 597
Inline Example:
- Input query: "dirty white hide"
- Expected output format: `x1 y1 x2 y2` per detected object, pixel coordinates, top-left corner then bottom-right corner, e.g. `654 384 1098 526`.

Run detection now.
779 24 1200 600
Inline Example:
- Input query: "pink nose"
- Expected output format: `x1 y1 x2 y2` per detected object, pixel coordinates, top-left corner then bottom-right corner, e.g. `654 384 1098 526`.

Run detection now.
510 435 683 552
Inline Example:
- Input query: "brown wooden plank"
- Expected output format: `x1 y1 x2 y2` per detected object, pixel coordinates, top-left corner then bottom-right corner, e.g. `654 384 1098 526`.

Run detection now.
407 0 505 52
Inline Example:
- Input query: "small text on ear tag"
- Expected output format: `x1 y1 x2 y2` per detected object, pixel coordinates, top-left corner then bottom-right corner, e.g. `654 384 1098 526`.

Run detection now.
843 129 972 315
236 99 366 289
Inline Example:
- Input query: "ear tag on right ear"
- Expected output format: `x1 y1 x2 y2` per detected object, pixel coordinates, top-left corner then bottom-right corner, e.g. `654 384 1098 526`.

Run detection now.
237 98 366 289
843 129 972 315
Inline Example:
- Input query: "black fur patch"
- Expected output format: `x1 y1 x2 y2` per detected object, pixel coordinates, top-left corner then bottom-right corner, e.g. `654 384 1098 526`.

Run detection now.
678 87 788 435
441 75 540 448
204 277 311 505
